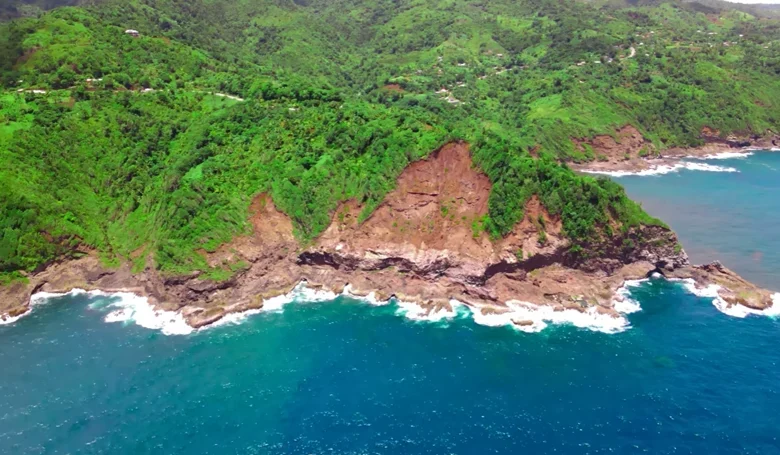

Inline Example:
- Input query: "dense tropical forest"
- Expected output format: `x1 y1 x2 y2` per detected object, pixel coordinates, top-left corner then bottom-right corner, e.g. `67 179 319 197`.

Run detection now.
0 0 778 282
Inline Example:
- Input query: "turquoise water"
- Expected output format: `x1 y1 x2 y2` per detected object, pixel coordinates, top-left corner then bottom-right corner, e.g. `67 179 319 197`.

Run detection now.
619 152 780 289
1 153 780 454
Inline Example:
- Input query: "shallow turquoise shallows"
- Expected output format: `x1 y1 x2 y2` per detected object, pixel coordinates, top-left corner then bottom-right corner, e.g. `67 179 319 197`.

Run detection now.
1 152 779 455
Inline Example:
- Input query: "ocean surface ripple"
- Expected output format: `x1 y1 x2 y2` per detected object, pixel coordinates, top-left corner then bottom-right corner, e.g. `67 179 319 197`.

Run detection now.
1 152 779 454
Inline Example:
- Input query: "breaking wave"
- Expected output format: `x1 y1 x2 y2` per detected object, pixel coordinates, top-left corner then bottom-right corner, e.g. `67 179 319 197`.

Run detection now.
0 290 81 325
582 161 738 177
13 281 645 336
17 275 776 336
673 279 780 319
469 300 634 334
94 291 193 335
394 299 463 322
694 151 754 160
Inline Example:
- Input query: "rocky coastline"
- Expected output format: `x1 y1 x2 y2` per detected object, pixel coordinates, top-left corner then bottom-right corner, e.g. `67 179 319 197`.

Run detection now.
2 142 777 330
571 126 779 175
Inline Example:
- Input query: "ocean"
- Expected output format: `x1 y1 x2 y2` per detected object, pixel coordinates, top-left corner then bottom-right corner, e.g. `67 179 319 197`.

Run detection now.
1 152 779 454
619 151 780 289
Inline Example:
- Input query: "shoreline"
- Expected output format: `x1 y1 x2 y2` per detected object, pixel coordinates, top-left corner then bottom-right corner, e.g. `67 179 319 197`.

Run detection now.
573 140 779 177
2 142 777 334
5 269 778 336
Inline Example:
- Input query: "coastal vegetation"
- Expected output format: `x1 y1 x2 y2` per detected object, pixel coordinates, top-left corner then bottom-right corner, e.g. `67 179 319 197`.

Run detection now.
1 0 778 281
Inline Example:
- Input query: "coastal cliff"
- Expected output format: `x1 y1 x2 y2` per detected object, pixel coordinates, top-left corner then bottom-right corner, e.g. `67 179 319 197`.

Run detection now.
572 126 780 175
1 143 775 329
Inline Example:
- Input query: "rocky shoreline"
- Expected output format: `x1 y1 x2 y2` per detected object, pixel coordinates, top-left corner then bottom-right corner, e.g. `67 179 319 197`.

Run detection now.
2 142 777 331
571 126 779 175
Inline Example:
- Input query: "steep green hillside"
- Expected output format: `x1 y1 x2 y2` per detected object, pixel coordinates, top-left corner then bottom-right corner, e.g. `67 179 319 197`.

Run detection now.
1 0 778 282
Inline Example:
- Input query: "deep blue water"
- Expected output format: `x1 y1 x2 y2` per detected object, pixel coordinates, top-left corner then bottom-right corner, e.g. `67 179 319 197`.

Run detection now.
1 153 780 455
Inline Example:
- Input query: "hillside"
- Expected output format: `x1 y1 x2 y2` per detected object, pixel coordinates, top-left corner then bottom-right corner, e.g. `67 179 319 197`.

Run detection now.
0 0 778 288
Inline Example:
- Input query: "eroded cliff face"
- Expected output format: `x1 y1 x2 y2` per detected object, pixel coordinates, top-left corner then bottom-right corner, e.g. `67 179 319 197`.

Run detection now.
572 125 780 174
2 142 769 328
573 125 655 162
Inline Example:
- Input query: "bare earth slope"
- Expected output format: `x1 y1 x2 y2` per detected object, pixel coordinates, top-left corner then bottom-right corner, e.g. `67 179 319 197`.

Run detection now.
1 143 776 327
573 126 780 174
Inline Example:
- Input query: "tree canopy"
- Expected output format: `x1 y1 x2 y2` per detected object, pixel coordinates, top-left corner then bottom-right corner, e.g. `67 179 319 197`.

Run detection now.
1 0 777 281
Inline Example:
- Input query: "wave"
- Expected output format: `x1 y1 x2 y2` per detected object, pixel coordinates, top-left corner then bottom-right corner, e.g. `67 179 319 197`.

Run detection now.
343 284 390 307
205 283 339 328
12 281 645 336
98 282 339 334
469 300 633 334
694 151 754 160
394 299 464 322
0 312 27 326
465 276 664 334
612 278 648 314
582 161 738 177
16 276 778 336
0 289 92 326
673 278 780 319
95 291 194 335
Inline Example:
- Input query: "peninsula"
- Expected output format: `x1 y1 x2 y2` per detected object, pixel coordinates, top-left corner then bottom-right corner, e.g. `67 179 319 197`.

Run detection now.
1 0 779 328
2 143 776 329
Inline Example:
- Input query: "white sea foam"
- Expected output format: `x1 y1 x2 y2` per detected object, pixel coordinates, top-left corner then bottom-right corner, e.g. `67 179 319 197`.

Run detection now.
675 278 780 319
31 289 88 302
5 282 641 335
204 308 265 328
212 281 336 324
581 165 679 177
0 289 91 325
343 284 390 306
295 284 339 303
772 294 780 315
613 279 645 315
696 151 753 160
0 312 27 325
582 161 738 177
683 162 738 172
95 281 346 334
613 298 642 315
16 276 777 336
0 310 29 325
470 300 633 334
99 291 194 335
0 288 195 335
394 299 462 322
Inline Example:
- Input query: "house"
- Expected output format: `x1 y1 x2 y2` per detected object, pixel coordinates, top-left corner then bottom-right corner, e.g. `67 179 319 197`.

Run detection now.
125 29 140 37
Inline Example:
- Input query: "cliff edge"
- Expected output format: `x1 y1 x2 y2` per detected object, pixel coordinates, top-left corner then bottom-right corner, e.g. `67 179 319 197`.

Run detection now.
1 143 774 328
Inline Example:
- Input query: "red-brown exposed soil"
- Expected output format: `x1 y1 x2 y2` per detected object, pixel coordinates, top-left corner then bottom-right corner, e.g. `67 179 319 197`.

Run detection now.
382 84 405 93
573 125 654 162
317 142 493 260
207 193 296 267
2 142 772 329
572 125 780 174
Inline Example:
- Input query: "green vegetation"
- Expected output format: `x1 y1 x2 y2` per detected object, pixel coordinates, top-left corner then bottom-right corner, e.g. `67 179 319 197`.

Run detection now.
538 230 548 246
1 0 777 281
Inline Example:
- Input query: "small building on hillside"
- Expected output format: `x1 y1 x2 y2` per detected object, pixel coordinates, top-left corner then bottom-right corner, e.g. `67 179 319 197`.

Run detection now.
125 29 140 37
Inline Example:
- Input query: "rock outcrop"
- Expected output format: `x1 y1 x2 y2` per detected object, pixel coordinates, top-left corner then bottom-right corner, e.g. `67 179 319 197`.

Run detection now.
572 125 780 175
573 125 655 162
1 142 772 328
